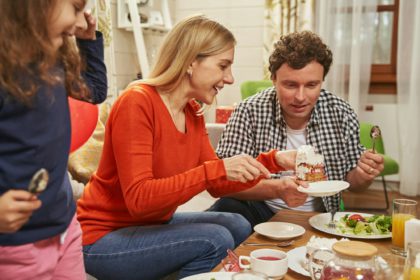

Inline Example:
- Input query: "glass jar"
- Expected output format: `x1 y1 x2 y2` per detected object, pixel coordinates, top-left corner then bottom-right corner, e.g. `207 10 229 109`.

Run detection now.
404 241 420 280
309 241 378 280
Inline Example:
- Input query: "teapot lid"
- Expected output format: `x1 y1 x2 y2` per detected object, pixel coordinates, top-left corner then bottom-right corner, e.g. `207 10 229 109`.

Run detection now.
333 241 378 259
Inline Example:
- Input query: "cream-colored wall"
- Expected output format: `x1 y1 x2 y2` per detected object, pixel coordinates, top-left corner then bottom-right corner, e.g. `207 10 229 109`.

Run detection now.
108 0 176 96
109 0 140 94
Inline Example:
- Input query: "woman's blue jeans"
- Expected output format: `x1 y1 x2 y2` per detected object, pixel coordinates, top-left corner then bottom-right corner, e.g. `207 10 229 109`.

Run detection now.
83 212 251 280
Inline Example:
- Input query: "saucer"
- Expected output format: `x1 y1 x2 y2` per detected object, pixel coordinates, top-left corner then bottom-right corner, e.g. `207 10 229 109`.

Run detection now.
254 222 305 240
297 180 350 197
181 272 235 280
287 246 310 277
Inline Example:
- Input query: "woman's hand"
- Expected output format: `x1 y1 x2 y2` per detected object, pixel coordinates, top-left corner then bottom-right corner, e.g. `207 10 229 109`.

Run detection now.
223 154 271 183
0 190 42 233
275 150 297 170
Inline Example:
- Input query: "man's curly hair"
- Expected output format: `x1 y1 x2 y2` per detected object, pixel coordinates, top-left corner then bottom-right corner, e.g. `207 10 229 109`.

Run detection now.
268 31 333 80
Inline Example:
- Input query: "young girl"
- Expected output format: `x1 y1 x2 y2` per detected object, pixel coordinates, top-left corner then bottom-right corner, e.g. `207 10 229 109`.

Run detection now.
0 1 107 279
78 15 296 280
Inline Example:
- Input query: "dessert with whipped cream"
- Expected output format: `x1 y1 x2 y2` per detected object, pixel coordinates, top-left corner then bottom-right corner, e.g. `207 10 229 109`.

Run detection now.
296 145 327 182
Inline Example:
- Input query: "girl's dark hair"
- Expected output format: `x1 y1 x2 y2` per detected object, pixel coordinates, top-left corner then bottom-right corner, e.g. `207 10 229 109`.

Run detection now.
0 0 89 106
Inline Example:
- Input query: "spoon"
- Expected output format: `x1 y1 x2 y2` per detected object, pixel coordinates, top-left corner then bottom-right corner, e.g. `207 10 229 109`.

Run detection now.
242 240 294 247
370 125 381 153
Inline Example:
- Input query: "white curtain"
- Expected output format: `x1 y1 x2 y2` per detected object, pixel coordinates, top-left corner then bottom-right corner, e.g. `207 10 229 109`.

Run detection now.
397 0 420 196
315 0 377 115
263 0 315 79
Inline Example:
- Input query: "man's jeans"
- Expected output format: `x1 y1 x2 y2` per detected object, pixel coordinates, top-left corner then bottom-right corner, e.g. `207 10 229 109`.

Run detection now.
83 212 251 280
208 197 275 228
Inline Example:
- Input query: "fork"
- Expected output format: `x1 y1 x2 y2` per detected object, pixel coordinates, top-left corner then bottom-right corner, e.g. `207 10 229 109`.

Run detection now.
242 240 294 247
328 209 337 229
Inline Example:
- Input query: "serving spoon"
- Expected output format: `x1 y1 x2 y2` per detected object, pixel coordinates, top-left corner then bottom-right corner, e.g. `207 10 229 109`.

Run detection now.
370 125 382 153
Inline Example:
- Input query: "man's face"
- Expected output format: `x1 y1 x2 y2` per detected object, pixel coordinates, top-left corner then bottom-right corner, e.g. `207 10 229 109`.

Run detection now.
272 61 324 129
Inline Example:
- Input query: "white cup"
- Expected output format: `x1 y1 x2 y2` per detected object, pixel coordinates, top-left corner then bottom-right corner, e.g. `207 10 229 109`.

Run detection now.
239 248 288 278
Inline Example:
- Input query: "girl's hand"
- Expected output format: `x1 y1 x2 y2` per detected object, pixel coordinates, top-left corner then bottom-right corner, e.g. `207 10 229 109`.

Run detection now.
275 150 297 170
75 11 97 40
223 154 270 183
0 190 42 233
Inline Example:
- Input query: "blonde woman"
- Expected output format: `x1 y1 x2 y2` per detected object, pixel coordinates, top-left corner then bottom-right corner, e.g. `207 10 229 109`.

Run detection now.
78 15 296 280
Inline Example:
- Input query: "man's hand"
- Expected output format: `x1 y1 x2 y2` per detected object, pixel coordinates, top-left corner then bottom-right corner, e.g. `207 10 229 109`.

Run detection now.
223 154 271 183
355 150 384 180
75 11 97 40
346 149 384 191
276 177 308 207
0 190 42 233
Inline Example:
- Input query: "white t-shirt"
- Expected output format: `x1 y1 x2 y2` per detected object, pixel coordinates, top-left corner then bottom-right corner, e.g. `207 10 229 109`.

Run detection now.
265 126 323 212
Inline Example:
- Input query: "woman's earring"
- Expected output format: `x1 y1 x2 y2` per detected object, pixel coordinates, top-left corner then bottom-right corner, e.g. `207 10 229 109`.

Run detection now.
187 69 193 77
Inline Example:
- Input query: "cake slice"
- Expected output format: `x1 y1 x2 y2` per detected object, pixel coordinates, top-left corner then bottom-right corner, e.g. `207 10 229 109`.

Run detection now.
296 145 327 182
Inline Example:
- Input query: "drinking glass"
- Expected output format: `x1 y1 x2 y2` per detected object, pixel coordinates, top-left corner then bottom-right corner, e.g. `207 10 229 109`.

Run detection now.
376 253 405 280
404 241 420 280
391 199 417 256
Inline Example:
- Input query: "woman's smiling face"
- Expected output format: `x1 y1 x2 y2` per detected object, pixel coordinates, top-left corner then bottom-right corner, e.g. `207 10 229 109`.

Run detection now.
188 47 235 105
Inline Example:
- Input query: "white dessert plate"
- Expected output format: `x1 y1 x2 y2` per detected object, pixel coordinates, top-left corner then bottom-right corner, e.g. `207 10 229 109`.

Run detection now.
287 246 310 277
254 222 305 240
297 180 350 197
181 272 235 280
309 212 392 239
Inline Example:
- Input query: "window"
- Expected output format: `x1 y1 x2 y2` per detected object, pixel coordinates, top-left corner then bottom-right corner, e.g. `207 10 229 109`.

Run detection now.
369 0 399 94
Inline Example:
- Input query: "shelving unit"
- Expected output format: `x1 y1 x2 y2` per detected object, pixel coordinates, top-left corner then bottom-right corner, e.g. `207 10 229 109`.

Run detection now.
117 0 172 77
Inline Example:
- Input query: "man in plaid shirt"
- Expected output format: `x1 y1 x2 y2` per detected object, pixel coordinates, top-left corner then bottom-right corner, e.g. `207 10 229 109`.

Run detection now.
209 31 384 227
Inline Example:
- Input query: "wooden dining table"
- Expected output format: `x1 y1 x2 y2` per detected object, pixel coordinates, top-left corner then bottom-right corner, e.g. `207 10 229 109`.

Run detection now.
213 209 394 279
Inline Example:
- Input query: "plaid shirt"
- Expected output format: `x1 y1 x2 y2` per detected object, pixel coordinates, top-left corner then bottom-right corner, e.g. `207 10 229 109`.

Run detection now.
216 87 364 212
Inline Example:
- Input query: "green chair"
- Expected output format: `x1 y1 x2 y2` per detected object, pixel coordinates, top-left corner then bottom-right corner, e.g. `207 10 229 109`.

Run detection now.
240 80 273 100
349 122 399 211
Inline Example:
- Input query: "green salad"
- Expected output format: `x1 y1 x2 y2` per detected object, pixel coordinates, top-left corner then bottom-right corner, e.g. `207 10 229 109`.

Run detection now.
336 214 392 235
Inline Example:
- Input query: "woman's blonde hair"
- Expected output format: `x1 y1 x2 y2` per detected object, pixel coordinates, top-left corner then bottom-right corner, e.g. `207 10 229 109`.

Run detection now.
0 0 89 106
142 15 236 92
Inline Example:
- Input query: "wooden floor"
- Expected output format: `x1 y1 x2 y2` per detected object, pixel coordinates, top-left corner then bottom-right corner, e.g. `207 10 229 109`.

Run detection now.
342 185 420 216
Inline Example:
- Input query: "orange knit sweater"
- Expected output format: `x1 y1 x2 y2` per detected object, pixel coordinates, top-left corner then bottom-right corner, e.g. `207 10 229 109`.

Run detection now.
77 84 284 245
